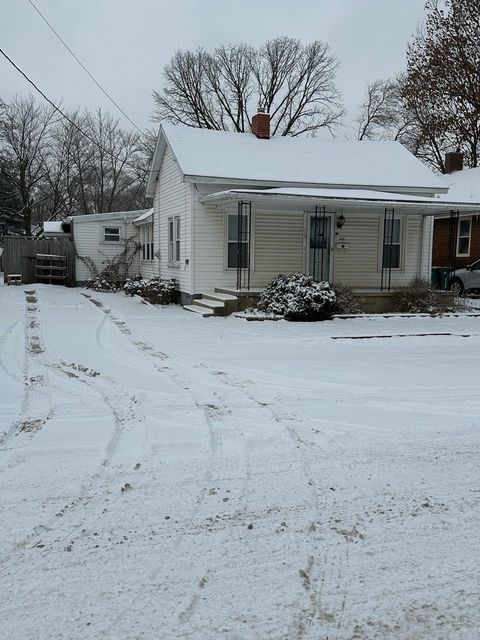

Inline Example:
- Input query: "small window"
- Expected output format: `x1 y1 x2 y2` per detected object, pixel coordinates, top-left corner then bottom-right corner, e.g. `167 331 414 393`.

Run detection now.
141 223 154 261
104 226 120 243
168 216 180 263
457 217 471 257
227 213 249 268
382 217 401 269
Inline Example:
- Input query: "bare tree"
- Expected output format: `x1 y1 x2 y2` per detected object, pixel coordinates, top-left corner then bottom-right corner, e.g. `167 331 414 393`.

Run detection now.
0 96 57 235
357 78 404 140
0 96 151 234
402 0 480 170
153 37 344 136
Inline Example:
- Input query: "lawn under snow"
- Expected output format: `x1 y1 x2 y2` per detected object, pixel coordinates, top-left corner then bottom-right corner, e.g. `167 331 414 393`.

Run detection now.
0 282 479 640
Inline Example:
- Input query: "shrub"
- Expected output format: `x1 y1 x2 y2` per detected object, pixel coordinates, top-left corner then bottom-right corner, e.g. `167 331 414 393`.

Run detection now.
258 273 336 321
392 277 456 314
78 237 141 291
332 282 363 314
124 277 178 305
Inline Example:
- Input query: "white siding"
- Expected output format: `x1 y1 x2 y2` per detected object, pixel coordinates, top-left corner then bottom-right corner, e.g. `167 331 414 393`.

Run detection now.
154 148 191 293
251 212 304 287
74 218 140 283
420 216 434 279
186 183 431 294
193 204 304 292
334 212 427 288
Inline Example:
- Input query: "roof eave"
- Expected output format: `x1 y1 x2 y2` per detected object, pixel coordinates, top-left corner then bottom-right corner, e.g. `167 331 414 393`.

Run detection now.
187 174 448 195
202 190 480 216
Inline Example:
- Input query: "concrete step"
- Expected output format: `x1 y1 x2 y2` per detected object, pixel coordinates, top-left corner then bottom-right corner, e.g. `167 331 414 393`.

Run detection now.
183 304 214 317
202 291 238 302
194 298 226 310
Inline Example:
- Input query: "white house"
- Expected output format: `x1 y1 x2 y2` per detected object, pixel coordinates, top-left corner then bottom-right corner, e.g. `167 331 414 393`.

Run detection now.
141 111 480 314
72 209 148 284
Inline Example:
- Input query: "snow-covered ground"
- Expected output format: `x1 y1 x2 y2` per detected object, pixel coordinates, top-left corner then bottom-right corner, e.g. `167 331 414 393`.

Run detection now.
1 283 479 640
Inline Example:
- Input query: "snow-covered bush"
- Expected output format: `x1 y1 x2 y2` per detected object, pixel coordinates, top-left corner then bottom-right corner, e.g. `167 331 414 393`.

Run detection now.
90 277 123 293
332 282 363 315
258 273 336 321
392 277 455 314
124 277 178 305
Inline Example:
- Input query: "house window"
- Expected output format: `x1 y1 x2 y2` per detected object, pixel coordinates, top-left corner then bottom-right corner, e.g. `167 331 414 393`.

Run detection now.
227 212 249 268
457 217 471 256
382 217 401 269
141 223 154 261
103 226 120 243
168 216 180 263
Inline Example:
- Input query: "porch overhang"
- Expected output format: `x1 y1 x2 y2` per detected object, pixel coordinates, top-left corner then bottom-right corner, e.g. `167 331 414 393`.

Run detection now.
133 208 154 226
202 187 480 216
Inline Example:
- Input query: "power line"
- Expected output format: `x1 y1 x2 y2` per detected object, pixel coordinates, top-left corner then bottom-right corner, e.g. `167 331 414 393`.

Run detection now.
0 47 153 178
26 0 144 134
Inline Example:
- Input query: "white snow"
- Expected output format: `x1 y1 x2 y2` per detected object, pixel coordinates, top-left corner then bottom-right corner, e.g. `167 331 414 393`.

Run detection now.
157 123 447 192
1 282 480 639
43 221 66 235
133 208 154 225
441 166 480 202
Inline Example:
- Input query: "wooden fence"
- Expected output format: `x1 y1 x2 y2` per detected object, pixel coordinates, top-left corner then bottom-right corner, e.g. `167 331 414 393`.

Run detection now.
1 237 76 286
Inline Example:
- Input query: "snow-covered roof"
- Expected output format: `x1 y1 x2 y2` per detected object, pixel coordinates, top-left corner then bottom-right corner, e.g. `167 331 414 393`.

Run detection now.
71 209 148 224
441 167 480 202
133 208 154 225
202 187 480 216
43 221 66 235
146 123 448 198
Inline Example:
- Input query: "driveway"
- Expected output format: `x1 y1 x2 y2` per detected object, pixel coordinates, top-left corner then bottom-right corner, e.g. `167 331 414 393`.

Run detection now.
1 284 479 639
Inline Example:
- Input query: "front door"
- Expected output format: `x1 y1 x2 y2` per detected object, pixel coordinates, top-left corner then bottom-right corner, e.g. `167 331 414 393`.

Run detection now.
308 214 332 281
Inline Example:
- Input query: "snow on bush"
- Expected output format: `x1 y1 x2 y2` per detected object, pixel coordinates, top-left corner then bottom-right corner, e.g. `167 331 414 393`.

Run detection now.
124 277 178 305
258 273 336 321
90 277 125 293
392 277 456 314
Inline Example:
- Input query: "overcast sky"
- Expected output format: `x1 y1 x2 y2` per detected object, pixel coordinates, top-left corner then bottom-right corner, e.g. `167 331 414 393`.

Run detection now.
1 0 427 136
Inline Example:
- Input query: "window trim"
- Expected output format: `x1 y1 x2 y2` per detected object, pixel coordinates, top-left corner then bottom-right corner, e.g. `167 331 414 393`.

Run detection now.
378 214 405 272
224 209 254 271
168 216 181 266
456 216 472 257
102 225 121 243
141 222 154 262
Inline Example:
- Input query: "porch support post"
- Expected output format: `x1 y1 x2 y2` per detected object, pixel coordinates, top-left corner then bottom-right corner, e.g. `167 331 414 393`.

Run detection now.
381 208 395 292
236 201 252 290
447 210 459 279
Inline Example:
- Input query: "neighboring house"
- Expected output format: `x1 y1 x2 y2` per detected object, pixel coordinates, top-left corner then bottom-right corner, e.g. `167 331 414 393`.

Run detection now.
72 210 148 284
432 154 480 276
142 111 480 313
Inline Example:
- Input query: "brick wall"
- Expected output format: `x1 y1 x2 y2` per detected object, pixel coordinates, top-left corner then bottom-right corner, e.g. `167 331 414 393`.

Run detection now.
432 215 480 268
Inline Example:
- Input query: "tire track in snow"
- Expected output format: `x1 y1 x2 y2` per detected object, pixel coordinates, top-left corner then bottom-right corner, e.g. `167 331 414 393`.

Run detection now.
0 292 143 580
84 294 334 637
81 294 258 637
83 295 355 637
0 292 53 460
204 368 348 639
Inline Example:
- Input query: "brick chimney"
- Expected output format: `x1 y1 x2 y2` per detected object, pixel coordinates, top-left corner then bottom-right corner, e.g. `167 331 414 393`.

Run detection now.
251 109 270 139
444 150 464 174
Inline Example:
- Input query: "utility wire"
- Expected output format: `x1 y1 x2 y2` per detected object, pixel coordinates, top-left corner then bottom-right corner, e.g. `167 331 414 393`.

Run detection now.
26 0 144 134
0 47 153 178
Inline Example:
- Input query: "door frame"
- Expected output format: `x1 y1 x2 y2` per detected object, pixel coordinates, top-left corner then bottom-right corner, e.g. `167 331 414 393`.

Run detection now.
305 211 335 282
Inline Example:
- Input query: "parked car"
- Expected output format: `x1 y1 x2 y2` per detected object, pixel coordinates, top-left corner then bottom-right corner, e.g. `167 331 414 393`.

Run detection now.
448 259 480 293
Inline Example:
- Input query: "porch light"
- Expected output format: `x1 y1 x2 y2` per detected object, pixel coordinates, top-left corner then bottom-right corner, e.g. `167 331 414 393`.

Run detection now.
336 214 345 230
